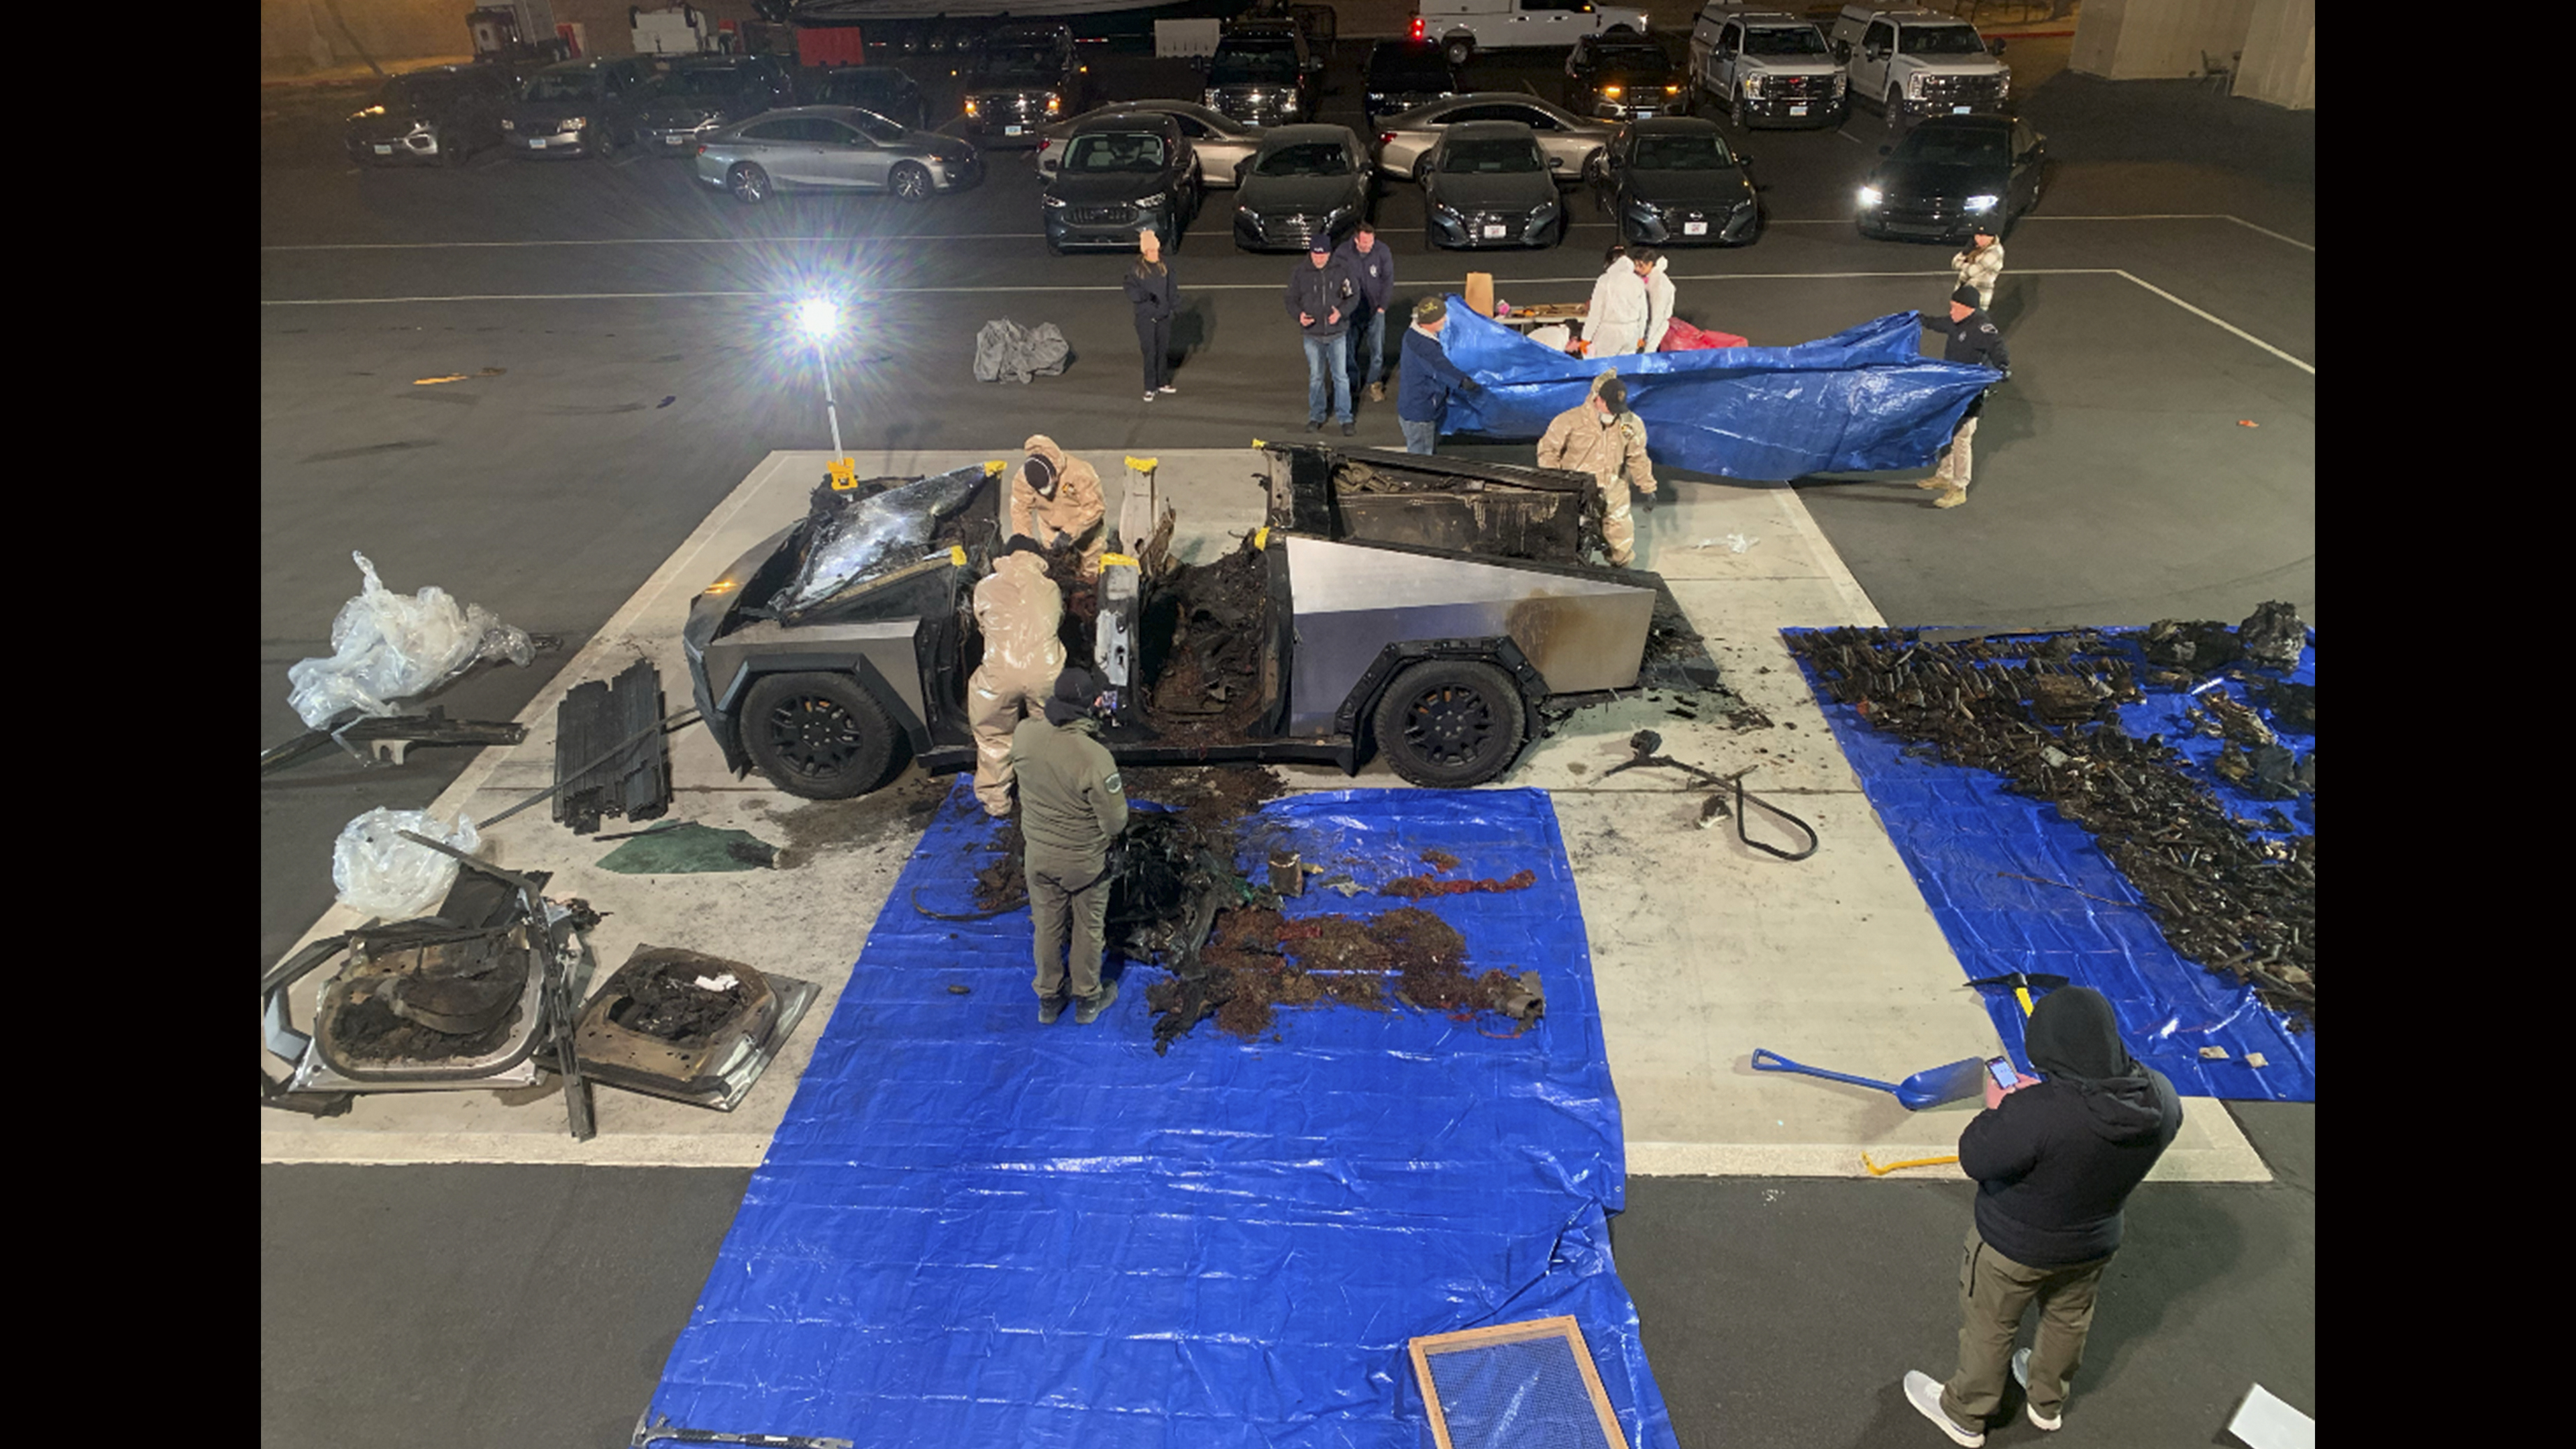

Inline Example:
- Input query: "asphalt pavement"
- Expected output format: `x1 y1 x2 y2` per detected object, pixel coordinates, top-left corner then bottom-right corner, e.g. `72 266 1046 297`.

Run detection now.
260 34 2312 1448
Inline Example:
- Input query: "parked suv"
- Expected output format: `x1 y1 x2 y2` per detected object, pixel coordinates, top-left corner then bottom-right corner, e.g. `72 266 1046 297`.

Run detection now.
1361 40 1457 129
963 23 1082 146
345 62 517 166
1203 20 1320 127
800 65 929 133
1563 31 1685 120
1828 5 2008 127
502 56 655 160
1688 6 1845 127
1042 111 1199 253
635 55 795 156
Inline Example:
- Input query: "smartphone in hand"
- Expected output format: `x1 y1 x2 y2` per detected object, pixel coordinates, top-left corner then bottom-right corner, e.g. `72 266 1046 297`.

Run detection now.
1985 1057 2021 1092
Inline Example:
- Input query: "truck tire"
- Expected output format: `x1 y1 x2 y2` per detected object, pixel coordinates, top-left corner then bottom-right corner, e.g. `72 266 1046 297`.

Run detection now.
1444 34 1474 68
1371 659 1527 788
740 671 901 800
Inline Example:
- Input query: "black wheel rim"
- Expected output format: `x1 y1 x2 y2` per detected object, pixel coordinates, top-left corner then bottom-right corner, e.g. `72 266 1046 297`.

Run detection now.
763 694 866 780
1401 683 1498 768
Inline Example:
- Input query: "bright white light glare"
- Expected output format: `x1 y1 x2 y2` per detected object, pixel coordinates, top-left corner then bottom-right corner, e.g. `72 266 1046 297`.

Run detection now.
1964 195 1999 213
796 299 840 339
1858 186 1883 207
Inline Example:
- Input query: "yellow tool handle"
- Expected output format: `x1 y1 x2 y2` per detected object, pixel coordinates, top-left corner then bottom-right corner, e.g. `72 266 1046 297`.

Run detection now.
2015 986 2035 1017
1862 1152 1961 1177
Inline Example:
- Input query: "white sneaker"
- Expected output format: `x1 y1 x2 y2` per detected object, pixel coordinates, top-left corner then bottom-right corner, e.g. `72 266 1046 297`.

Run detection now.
1902 1371 1985 1447
1142 391 1157 402
2012 1348 2061 1431
1157 384 1177 394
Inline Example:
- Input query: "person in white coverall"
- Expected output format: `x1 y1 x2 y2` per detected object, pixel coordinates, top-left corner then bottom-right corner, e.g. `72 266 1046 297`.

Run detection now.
1634 247 1676 353
1580 244 1649 358
967 537 1067 816
1537 372 1657 567
1011 435 1106 581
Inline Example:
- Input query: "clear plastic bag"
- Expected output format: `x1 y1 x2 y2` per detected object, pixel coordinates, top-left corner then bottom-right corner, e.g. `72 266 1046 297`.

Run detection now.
284 552 534 729
331 807 482 921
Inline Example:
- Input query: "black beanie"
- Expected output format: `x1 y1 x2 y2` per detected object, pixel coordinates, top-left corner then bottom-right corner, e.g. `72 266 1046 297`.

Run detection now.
1044 667 1097 725
1951 285 1983 308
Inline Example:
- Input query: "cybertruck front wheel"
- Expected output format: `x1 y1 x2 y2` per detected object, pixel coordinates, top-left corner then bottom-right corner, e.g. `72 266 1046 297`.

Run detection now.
741 672 901 800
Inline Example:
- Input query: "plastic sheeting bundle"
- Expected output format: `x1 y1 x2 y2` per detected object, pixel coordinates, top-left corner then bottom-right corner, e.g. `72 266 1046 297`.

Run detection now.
645 784 1675 1448
285 551 534 729
331 807 480 921
1435 304 1996 482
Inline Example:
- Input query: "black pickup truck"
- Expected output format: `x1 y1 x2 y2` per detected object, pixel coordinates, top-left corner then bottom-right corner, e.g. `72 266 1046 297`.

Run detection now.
679 445 1722 798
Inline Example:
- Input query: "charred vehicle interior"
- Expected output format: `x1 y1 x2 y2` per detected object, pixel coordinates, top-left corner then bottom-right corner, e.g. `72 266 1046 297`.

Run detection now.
680 445 1725 800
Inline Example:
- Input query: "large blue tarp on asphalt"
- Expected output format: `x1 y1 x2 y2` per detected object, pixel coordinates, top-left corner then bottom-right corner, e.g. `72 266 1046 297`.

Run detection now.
645 784 1674 1448
1788 629 2316 1103
1436 301 1995 481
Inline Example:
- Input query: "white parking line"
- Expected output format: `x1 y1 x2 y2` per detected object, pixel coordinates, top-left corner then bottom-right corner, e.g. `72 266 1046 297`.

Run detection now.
262 267 2312 371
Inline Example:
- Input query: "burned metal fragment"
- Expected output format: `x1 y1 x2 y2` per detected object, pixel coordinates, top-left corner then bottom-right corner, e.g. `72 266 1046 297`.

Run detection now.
2237 600 2308 669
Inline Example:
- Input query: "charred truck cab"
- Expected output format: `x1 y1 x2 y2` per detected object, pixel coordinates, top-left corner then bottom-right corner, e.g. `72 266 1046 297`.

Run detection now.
681 447 1721 800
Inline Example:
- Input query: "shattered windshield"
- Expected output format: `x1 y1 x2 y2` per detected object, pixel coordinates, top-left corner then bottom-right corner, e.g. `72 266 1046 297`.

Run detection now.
777 466 985 613
1744 26 1829 56
1902 25 1989 56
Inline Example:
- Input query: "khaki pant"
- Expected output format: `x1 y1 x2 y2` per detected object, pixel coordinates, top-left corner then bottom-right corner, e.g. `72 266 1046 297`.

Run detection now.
1941 1228 2110 1429
1601 485 1636 567
1931 415 1979 493
1027 843 1110 1005
967 669 1049 816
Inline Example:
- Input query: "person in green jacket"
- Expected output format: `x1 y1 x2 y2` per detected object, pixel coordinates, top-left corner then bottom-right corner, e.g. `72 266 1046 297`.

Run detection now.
1010 667 1130 1025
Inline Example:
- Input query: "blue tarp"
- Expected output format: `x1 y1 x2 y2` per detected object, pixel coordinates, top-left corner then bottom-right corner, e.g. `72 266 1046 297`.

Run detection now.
1787 629 2317 1103
647 784 1674 1448
1436 302 1996 481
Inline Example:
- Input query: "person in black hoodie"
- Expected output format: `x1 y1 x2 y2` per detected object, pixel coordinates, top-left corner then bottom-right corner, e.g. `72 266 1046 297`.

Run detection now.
1124 229 1179 402
1902 987 2183 1446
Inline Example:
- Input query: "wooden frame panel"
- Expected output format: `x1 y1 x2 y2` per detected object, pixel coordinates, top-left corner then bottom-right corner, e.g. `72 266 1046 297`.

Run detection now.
1406 1314 1631 1449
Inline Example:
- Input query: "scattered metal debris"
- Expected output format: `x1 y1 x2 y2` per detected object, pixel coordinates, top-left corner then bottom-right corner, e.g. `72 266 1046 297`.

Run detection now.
1787 620 2315 1022
260 706 528 775
574 945 820 1112
555 659 674 836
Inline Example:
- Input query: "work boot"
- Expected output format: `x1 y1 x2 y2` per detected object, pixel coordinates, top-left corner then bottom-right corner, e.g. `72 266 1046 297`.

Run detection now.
1902 1371 1985 1447
1933 486 1968 508
1038 995 1068 1025
1915 476 1947 489
1341 421 1356 436
1306 418 1325 432
1073 978 1120 1024
2011 1348 2059 1431
1368 381 1387 402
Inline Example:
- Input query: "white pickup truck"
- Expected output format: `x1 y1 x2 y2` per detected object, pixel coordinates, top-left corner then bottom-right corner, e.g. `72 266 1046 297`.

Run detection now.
1414 0 1654 70
1827 5 2009 126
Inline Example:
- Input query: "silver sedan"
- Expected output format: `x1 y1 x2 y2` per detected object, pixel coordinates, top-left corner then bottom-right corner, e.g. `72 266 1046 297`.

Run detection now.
694 105 981 205
1373 93 1616 183
1033 99 1260 189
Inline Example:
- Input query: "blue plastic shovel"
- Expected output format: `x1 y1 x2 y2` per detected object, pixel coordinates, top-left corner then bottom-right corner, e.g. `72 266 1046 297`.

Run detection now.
1750 1046 1990 1110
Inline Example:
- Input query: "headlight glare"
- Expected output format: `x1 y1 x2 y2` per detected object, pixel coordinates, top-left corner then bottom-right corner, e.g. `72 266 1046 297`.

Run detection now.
1858 185 1883 207
1964 195 1998 213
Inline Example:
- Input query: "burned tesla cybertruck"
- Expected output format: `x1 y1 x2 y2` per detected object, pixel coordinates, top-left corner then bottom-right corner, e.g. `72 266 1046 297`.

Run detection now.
679 447 1721 800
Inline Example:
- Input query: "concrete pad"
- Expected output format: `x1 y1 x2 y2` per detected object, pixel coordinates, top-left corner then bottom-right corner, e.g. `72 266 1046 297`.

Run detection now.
262 449 2265 1182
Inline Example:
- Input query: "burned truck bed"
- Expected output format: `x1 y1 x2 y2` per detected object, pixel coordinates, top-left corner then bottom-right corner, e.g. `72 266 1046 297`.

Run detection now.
680 446 1725 798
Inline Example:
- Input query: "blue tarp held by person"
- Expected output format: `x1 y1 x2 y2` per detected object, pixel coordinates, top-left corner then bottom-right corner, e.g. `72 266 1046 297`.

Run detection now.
1434 301 1999 482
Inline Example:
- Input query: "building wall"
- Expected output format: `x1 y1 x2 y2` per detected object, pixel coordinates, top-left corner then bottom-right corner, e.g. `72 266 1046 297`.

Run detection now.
2233 0 2314 109
262 0 470 71
2070 0 2255 80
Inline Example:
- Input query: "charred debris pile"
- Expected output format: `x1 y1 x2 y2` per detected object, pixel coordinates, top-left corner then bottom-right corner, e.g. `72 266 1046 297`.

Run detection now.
958 766 1546 1053
1786 604 2315 1024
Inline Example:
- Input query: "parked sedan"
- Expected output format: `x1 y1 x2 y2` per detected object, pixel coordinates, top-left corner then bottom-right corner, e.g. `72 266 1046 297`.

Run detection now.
1035 101 1258 190
502 56 655 160
1419 121 1564 250
1592 117 1759 246
1041 111 1199 253
696 107 982 205
1361 40 1456 129
1855 113 2045 241
1373 93 1613 183
800 65 929 133
1564 32 1687 121
345 62 516 166
1231 125 1372 252
635 55 795 156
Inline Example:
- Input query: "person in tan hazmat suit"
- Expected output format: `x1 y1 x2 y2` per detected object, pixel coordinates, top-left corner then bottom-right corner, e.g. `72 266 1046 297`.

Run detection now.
1011 435 1106 580
1536 372 1657 568
967 537 1067 818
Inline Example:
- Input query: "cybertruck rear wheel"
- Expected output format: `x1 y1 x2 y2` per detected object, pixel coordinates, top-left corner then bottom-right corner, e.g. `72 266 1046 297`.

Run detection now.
1371 659 1527 788
741 672 901 800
